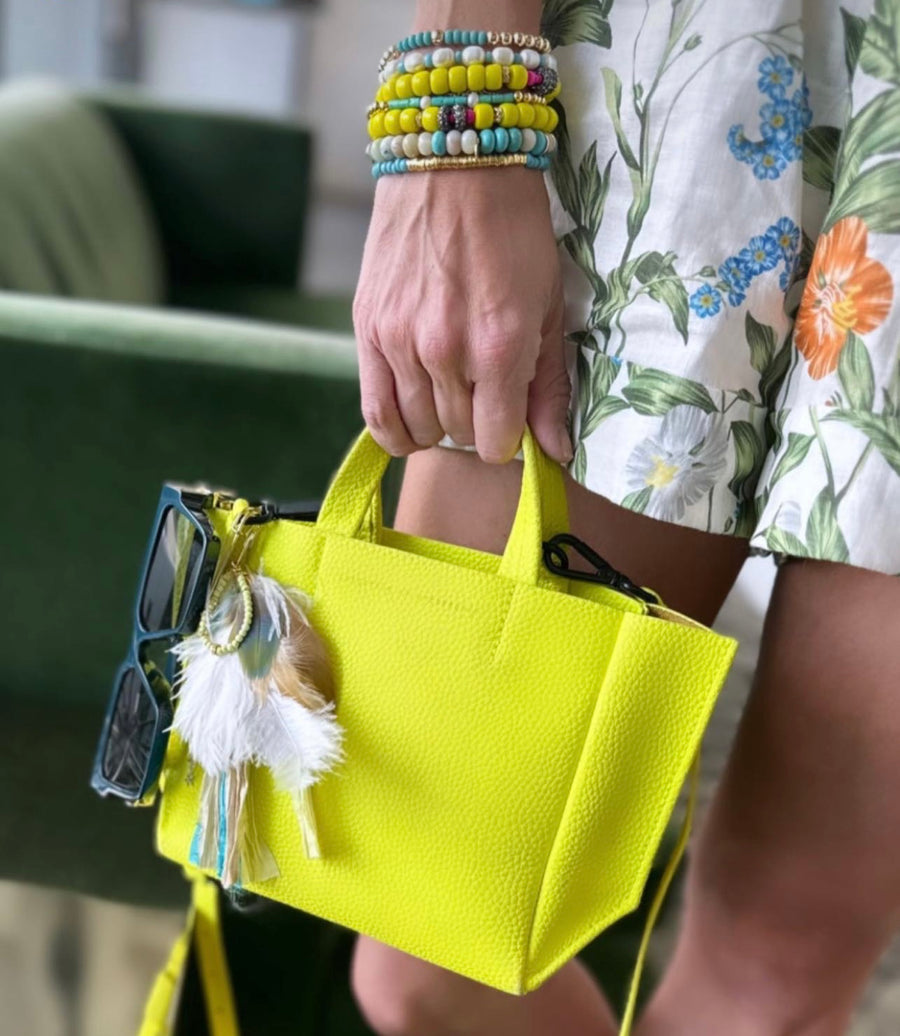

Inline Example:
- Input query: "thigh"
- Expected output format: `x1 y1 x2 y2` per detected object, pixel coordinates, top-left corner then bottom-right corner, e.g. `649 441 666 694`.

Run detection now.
639 558 900 1036
350 444 748 1036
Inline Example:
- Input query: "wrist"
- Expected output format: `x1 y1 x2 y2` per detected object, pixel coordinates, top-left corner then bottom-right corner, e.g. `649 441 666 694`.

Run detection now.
412 0 542 35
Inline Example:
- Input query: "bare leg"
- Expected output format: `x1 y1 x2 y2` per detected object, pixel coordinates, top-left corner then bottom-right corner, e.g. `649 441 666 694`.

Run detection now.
637 558 900 1036
350 445 748 1036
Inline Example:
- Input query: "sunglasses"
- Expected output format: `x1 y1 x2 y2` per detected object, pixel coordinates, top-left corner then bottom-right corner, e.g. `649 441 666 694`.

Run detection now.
90 483 320 804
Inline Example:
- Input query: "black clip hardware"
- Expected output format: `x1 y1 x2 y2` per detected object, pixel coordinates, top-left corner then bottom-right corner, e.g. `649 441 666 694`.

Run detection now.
541 532 658 605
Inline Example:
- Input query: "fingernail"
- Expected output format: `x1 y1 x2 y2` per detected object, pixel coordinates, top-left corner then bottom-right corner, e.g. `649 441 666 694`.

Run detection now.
558 436 574 464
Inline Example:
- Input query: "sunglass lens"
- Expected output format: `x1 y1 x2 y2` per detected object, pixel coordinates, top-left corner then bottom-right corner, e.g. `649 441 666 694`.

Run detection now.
101 666 160 794
140 506 205 633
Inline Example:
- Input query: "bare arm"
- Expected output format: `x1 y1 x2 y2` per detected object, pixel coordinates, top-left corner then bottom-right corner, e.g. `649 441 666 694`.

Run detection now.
353 0 573 466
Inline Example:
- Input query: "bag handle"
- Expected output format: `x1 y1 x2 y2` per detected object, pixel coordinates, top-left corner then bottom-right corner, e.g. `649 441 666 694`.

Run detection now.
315 422 570 591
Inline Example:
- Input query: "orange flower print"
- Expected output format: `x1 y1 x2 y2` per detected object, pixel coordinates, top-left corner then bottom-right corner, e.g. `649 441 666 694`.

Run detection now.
795 216 893 379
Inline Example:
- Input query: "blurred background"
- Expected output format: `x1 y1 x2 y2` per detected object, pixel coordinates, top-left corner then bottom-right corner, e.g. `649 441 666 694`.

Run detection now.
0 1 896 1034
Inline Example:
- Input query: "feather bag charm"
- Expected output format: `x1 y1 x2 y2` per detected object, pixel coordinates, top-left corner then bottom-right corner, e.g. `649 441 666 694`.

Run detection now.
171 503 343 888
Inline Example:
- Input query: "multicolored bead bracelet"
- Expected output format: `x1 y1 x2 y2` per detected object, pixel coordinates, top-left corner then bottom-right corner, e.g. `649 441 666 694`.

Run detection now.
369 102 559 138
372 153 552 179
379 29 551 71
380 45 558 80
377 64 559 100
367 127 557 161
367 91 550 116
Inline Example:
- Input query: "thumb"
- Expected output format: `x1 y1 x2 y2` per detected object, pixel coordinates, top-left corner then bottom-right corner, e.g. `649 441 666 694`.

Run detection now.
528 294 574 466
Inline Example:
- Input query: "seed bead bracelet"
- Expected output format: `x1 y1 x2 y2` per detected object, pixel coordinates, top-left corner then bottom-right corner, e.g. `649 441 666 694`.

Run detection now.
372 153 552 179
379 29 551 73
369 101 558 138
367 91 549 116
367 126 558 162
380 45 558 81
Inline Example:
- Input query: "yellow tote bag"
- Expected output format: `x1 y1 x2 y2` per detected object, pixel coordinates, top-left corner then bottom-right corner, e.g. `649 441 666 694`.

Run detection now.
153 421 736 1001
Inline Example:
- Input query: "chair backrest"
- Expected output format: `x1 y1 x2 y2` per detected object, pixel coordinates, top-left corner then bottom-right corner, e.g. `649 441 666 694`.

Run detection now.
0 79 165 304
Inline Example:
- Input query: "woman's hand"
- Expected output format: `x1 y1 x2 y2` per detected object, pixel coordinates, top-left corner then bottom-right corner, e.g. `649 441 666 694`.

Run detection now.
352 167 574 465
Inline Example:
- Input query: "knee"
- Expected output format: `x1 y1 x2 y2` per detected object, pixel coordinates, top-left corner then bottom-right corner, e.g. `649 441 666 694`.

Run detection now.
349 934 441 1036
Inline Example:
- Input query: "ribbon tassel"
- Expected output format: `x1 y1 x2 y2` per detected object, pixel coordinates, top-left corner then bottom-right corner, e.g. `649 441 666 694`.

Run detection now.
172 515 343 887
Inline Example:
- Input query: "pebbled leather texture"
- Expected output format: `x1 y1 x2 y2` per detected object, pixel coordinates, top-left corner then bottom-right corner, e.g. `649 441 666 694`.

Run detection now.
155 424 737 995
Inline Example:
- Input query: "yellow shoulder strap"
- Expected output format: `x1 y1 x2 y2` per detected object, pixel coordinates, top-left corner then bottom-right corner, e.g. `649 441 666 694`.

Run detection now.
138 874 240 1036
618 751 700 1036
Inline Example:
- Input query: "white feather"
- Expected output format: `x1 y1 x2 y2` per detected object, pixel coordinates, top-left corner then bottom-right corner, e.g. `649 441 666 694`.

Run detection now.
249 692 345 794
169 636 259 774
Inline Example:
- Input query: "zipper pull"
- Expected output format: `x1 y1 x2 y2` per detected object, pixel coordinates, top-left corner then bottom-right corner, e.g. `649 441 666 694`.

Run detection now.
541 532 659 605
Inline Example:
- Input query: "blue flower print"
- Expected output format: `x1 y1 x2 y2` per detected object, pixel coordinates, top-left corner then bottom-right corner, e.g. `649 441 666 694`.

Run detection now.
727 125 755 162
740 234 780 275
719 256 751 290
718 256 750 305
766 217 799 258
760 100 793 143
689 284 722 317
752 145 788 180
694 217 800 318
758 55 793 98
728 61 808 180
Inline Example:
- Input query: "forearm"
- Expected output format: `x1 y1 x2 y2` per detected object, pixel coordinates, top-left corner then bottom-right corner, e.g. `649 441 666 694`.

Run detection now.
412 0 542 35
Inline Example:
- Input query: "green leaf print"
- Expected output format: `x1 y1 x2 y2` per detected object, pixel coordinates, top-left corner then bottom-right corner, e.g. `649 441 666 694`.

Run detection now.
759 336 793 412
633 251 689 343
745 313 777 375
621 487 652 514
541 0 613 49
841 7 868 76
859 0 900 85
621 369 717 416
825 160 900 233
550 105 580 224
580 354 629 437
769 432 816 486
582 397 630 437
563 226 605 299
600 68 640 171
825 410 900 476
728 421 767 536
837 331 876 410
578 143 614 237
803 125 842 193
805 488 850 563
833 89 900 202
765 526 809 557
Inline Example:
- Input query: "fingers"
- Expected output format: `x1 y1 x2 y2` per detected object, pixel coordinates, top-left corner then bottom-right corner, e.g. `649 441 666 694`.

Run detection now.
527 277 574 464
356 337 419 457
470 323 537 464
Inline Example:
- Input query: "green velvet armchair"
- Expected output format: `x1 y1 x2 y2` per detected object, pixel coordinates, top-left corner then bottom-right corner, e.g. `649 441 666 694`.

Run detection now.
0 78 387 906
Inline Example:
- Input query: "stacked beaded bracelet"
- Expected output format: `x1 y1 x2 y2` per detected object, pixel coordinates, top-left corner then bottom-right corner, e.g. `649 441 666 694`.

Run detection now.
367 126 557 163
368 101 559 138
368 28 560 178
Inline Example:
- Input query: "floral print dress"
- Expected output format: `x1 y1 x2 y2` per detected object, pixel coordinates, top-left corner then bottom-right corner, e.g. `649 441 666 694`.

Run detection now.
443 0 900 577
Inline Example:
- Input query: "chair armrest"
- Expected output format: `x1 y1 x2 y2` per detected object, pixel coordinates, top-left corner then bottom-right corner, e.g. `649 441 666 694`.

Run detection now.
0 291 358 377
82 87 313 292
171 284 355 333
